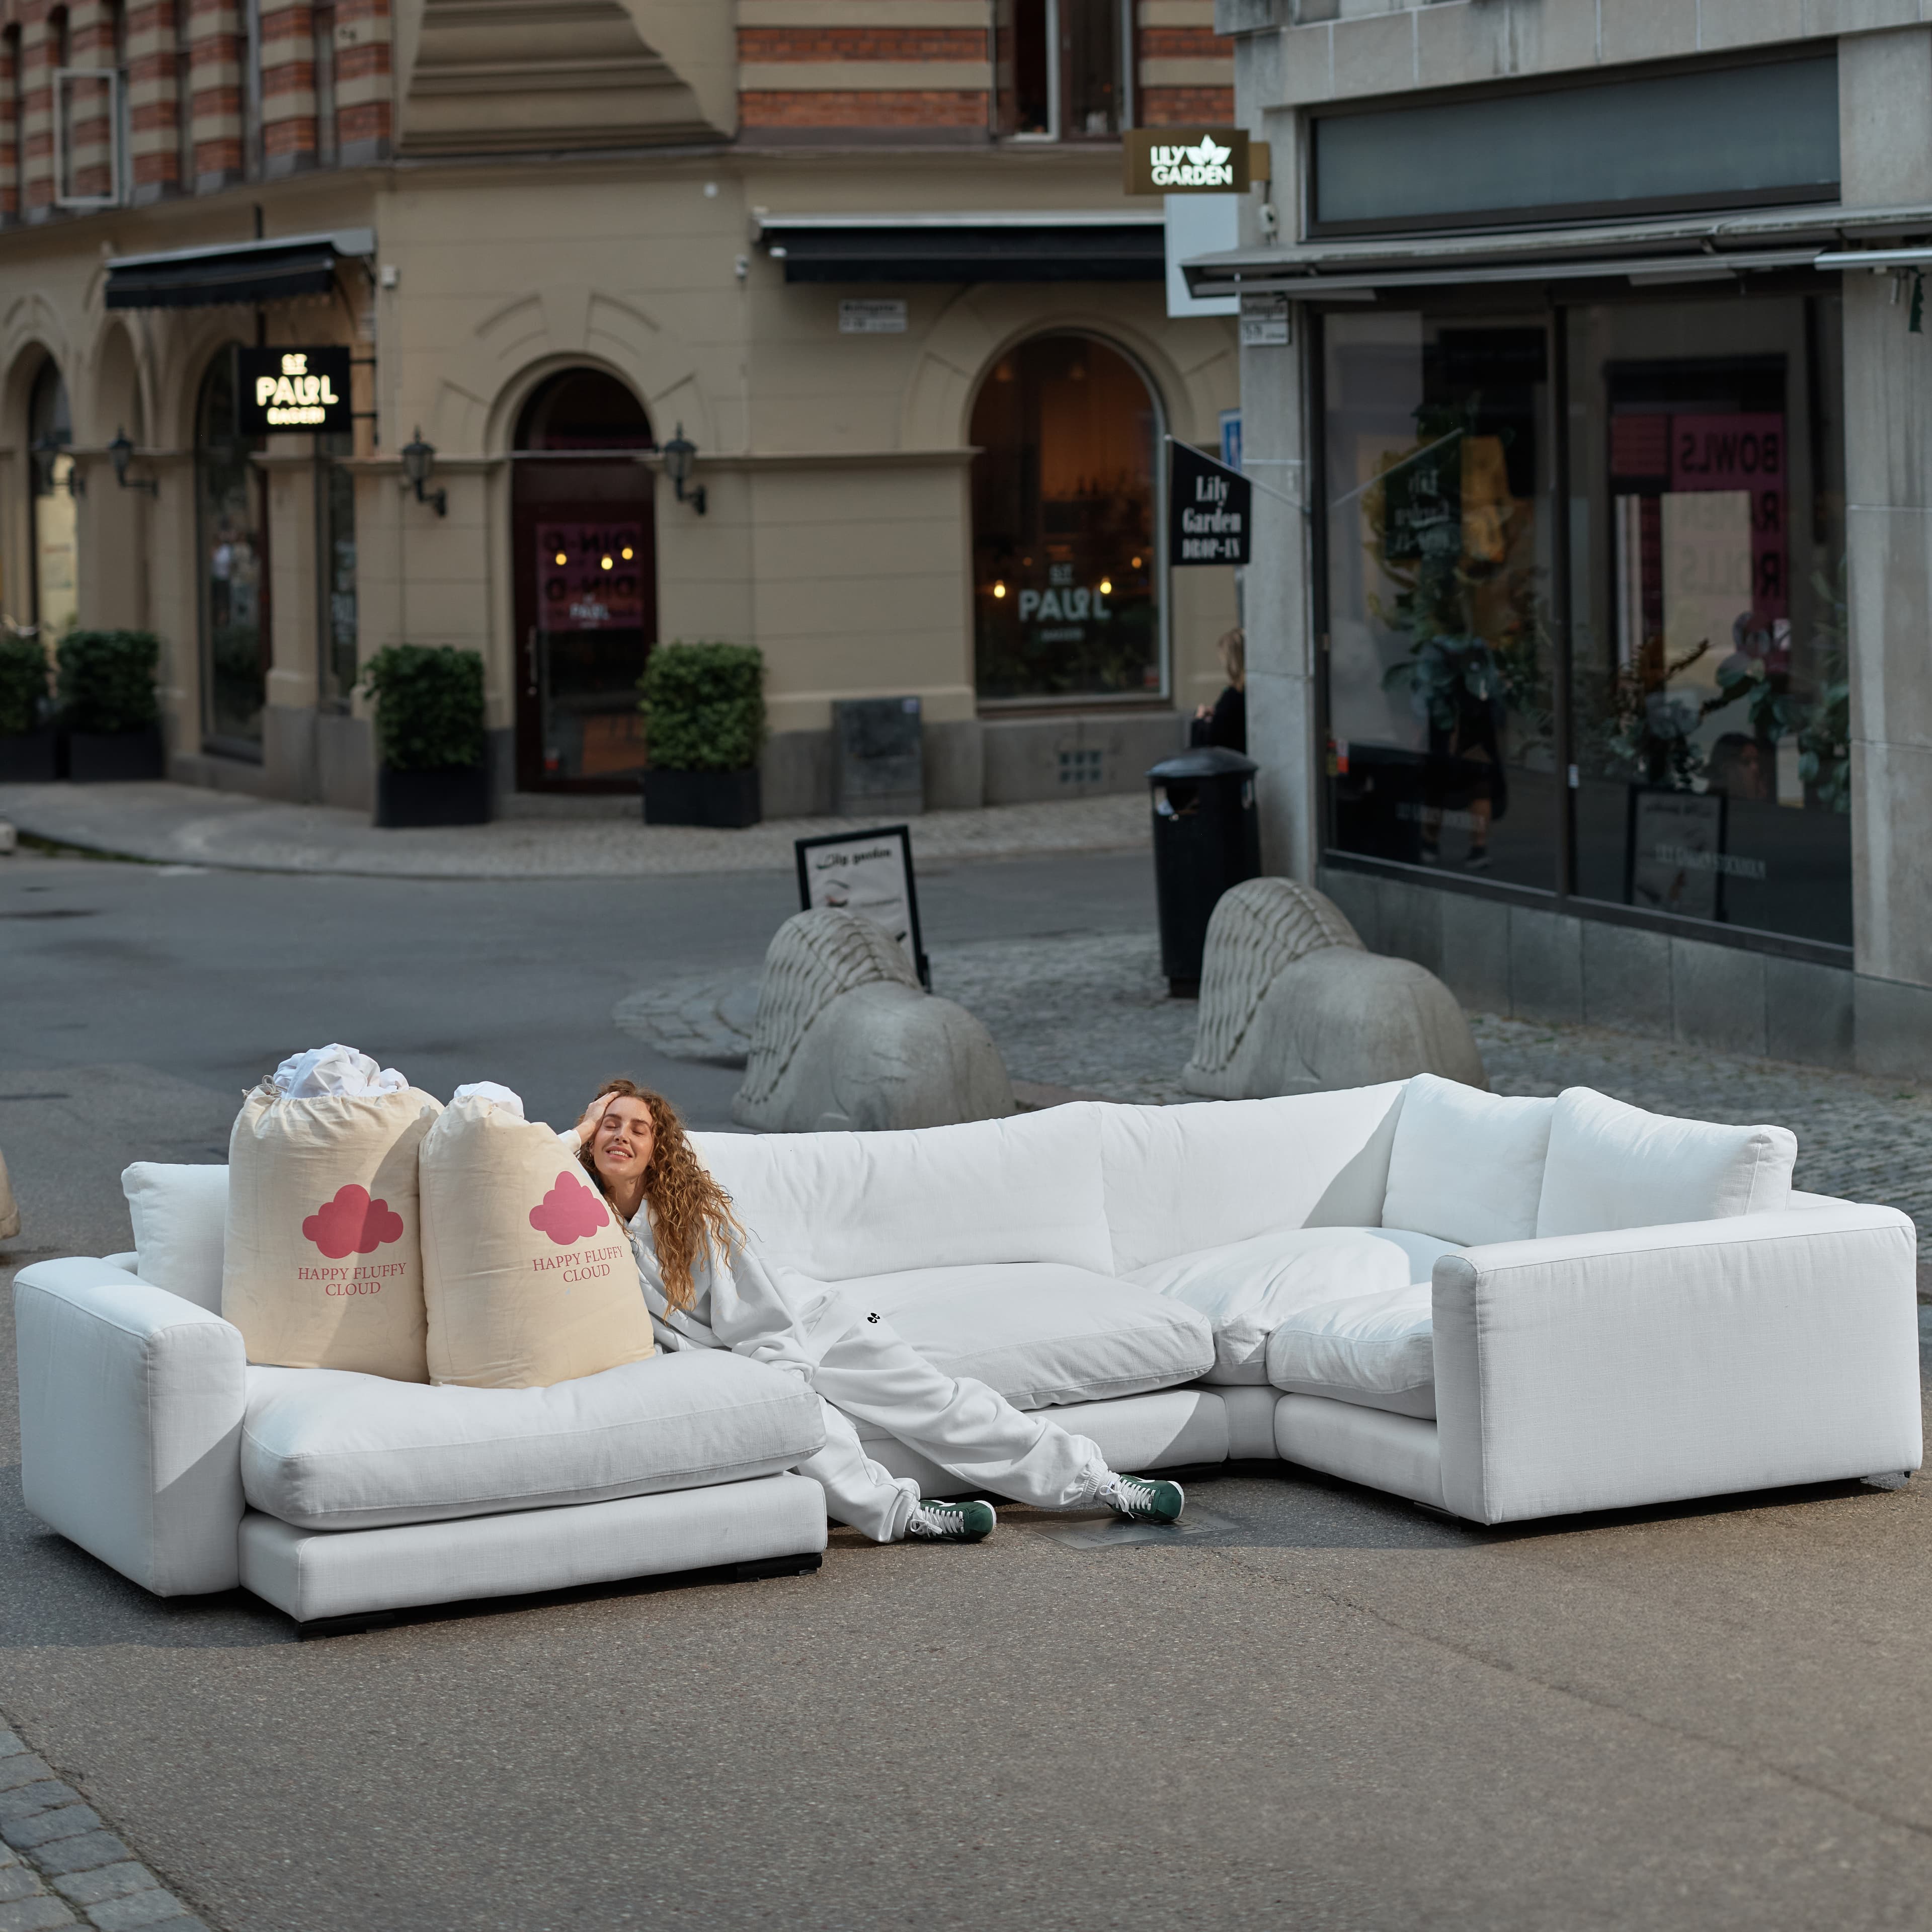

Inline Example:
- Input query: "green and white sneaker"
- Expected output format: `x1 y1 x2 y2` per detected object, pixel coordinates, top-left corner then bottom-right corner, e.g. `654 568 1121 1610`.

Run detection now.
1095 1473 1184 1524
905 1498 997 1542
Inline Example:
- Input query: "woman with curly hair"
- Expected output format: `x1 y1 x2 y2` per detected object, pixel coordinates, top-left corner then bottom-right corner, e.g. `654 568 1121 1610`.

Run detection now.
562 1081 1184 1545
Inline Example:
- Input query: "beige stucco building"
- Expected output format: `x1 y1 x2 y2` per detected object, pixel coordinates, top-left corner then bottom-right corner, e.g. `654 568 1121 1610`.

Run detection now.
0 0 1245 815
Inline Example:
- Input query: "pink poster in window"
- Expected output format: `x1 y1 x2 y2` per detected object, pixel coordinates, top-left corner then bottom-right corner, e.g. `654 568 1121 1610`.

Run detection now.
1668 414 1787 621
536 523 645 632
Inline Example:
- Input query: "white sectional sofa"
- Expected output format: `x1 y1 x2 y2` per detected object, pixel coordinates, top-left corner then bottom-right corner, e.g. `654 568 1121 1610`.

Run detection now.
12 1078 1921 1633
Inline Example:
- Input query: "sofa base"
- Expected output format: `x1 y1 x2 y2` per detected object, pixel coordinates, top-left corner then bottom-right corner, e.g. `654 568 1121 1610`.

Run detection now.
239 1472 829 1626
1275 1394 1445 1513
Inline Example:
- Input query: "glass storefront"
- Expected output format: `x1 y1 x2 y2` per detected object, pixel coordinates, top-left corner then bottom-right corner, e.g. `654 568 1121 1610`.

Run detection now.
316 430 357 709
1319 287 1850 952
195 347 268 754
971 331 1162 703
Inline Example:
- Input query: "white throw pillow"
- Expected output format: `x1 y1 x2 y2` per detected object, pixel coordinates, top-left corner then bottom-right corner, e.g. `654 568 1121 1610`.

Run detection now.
1535 1087 1797 1237
122 1162 231 1312
1381 1075 1554 1246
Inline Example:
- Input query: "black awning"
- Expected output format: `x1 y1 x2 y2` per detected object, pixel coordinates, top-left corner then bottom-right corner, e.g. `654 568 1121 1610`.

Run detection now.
105 229 374 309
765 218 1164 284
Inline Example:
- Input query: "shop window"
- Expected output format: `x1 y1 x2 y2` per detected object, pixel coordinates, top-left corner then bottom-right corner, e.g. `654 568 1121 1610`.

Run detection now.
998 0 1130 140
1566 295 1848 948
195 347 268 755
971 332 1162 703
1321 314 1559 891
28 358 77 642
316 431 356 708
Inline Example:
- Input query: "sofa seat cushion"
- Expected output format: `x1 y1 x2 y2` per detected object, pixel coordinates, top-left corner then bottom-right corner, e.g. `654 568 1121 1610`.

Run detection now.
1126 1226 1459 1384
242 1348 825 1532
1266 1283 1436 1419
827 1263 1214 1410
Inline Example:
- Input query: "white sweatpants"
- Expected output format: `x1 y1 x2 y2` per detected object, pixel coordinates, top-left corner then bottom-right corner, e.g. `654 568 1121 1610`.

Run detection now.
791 1296 1108 1542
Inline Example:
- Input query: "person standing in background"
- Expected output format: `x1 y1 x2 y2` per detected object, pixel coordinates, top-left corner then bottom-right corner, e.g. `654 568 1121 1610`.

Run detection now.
1192 627 1246 754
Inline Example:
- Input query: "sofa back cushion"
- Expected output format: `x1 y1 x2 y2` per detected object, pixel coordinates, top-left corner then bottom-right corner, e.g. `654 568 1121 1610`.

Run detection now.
690 1106 1110 1280
420 1095 656 1389
122 1162 230 1312
1097 1085 1407 1276
1535 1086 1797 1237
1381 1075 1555 1246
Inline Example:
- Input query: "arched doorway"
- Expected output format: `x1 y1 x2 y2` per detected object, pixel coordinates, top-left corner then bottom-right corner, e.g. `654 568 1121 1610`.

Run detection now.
195 347 268 755
969 332 1162 702
510 368 655 791
27 358 77 644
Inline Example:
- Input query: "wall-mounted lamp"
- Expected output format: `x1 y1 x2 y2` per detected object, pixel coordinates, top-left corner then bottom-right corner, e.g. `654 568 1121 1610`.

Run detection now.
31 433 82 498
108 427 158 496
400 427 447 517
661 423 706 516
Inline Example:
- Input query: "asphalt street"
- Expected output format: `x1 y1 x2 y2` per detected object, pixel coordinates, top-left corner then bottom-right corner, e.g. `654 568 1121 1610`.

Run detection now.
4 846 1931 1930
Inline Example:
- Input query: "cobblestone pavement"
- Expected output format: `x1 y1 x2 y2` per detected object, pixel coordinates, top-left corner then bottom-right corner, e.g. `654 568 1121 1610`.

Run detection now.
617 929 1932 1251
0 1721 209 1931
0 781 1149 879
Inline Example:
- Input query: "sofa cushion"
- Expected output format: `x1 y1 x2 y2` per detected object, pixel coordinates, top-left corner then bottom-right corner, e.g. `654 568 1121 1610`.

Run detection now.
242 1348 824 1532
1097 1087 1407 1275
1266 1282 1436 1419
122 1162 230 1313
1382 1075 1554 1246
691 1106 1110 1281
1127 1226 1459 1384
1536 1087 1798 1238
813 1262 1214 1410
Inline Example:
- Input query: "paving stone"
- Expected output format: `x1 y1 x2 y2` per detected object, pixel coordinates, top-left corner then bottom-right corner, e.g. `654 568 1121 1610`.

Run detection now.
0 1897 76 1930
0 1872 42 1905
0 1740 23 1761
47 1869 151 1910
0 1768 53 1802
2 1815 101 1855
28 1841 130 1882
80 1893 189 1930
0 1790 75 1827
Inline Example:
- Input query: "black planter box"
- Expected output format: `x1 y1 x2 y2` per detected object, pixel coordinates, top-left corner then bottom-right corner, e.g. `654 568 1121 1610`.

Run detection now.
375 764 492 828
0 729 60 783
642 766 761 829
66 727 164 783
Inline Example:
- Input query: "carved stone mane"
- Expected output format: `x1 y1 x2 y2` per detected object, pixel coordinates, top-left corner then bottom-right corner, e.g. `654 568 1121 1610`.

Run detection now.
1187 879 1363 1078
736 909 920 1108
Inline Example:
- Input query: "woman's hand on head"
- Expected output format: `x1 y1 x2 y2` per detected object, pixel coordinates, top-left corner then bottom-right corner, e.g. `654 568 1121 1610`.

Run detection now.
574 1090 620 1148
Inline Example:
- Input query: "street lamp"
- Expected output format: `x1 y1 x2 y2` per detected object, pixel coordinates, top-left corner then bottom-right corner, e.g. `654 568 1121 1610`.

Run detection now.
661 422 706 516
108 426 158 496
400 427 447 517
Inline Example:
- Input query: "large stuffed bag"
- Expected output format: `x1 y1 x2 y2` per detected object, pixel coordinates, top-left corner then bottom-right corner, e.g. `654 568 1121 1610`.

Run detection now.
223 1050 442 1381
420 1091 656 1389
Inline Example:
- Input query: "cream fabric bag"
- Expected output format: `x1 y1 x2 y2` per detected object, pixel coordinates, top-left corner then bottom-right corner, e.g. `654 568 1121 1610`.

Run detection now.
420 1094 655 1389
223 1082 443 1379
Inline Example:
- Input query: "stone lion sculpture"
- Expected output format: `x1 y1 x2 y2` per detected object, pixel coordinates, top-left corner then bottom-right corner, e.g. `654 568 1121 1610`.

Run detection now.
733 908 1015 1133
1182 877 1486 1098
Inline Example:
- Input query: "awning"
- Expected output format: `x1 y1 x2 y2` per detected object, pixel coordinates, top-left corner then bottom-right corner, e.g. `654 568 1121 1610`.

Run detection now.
104 228 375 310
1180 201 1932 300
755 210 1163 284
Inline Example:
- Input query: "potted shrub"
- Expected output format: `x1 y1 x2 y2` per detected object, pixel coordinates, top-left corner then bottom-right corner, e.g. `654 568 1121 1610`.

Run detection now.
639 641 764 828
56 630 164 781
360 644 490 827
0 633 57 782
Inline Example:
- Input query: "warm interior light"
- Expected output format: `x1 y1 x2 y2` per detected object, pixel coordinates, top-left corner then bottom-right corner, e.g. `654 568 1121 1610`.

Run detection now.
1099 578 1112 595
621 545 634 560
554 551 567 566
600 555 614 570
1131 556 1142 570
992 581 1006 599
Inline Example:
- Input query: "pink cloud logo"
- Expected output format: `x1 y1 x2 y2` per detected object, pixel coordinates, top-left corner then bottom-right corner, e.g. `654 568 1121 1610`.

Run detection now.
302 1184 406 1260
529 1170 610 1247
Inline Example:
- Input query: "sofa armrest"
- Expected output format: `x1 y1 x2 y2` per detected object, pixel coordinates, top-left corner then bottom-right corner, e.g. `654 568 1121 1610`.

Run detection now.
14 1259 247 1595
1432 1205 1921 1526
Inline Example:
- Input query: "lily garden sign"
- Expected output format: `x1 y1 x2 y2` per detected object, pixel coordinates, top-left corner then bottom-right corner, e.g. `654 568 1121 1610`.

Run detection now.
1123 128 1265 196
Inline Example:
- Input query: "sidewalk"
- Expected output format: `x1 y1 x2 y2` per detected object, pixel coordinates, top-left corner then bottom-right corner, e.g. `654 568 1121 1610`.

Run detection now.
0 781 1149 879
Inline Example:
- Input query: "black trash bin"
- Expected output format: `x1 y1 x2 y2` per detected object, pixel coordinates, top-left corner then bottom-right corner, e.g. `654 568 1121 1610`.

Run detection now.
1147 746 1260 998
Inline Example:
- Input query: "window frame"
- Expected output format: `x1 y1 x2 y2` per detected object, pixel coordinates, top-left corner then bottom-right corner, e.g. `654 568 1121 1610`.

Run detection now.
52 65 123 210
997 0 1137 145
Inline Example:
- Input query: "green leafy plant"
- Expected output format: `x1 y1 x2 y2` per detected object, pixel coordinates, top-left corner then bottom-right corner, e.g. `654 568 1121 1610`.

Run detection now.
358 645 485 772
55 630 160 735
0 634 50 737
639 642 764 772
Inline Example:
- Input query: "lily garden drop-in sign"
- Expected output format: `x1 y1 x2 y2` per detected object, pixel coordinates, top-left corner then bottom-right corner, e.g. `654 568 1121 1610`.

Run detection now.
1122 128 1257 196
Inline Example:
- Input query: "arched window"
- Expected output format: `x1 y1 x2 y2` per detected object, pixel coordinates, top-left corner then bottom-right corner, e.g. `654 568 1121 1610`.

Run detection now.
510 368 655 790
28 358 76 640
196 348 267 754
970 332 1162 701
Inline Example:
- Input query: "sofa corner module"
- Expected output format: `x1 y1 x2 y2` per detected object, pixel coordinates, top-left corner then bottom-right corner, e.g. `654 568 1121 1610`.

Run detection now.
1431 1207 1923 1526
14 1259 248 1597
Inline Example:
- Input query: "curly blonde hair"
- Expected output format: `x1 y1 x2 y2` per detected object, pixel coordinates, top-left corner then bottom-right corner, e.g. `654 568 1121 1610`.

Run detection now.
576 1080 743 1312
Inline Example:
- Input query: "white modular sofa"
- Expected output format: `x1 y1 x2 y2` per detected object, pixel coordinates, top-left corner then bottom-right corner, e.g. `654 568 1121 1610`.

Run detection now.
13 1078 1921 1633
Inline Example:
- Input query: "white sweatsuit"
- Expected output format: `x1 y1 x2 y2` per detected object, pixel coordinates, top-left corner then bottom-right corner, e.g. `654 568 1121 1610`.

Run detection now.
561 1133 1109 1539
